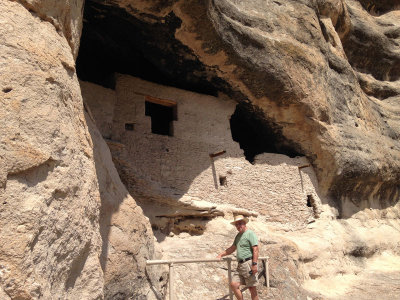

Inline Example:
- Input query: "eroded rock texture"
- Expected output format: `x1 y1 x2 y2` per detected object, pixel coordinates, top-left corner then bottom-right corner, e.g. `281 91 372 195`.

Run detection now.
0 1 156 299
1 0 400 299
78 0 400 216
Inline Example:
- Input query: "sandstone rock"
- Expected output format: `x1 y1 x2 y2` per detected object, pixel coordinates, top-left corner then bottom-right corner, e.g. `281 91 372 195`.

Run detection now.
343 1 400 81
295 218 400 299
85 112 159 299
15 0 85 58
0 1 156 299
0 1 102 298
317 0 351 39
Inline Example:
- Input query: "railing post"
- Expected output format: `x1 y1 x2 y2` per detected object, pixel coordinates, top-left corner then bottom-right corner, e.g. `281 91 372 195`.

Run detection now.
227 258 233 300
266 258 270 288
262 259 267 287
169 263 174 300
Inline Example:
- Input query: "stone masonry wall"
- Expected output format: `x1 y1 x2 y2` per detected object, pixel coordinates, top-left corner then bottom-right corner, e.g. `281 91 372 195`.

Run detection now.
81 75 326 230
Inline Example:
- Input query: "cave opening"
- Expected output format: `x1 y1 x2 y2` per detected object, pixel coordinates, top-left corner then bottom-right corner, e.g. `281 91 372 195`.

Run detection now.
76 0 221 96
230 102 302 162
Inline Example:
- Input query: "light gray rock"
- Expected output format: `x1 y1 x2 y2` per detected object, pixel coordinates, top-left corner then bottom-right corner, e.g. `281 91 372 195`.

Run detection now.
0 1 102 298
0 1 156 299
16 0 84 58
85 112 159 299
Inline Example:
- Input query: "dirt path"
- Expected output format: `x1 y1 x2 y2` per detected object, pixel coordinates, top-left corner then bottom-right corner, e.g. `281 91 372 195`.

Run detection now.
341 270 400 300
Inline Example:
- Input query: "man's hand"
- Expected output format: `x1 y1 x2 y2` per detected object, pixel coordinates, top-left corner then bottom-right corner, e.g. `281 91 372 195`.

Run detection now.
217 245 236 260
251 264 258 275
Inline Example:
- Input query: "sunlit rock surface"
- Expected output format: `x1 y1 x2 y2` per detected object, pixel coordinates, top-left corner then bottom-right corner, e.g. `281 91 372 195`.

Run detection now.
1 0 400 299
0 1 156 299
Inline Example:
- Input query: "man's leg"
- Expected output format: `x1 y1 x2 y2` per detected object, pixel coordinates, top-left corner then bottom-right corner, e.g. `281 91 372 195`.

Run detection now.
248 286 259 300
230 281 243 300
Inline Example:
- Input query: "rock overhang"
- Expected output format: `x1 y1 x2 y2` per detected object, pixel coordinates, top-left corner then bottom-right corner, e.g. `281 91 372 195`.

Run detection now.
76 0 400 212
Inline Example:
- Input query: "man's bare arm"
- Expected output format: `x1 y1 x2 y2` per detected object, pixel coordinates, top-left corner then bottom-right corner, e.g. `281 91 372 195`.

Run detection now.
252 245 259 263
251 245 259 274
217 245 236 259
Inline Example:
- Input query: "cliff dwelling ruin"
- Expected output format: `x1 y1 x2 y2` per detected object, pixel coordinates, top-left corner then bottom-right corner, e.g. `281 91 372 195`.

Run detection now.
80 76 321 233
76 0 322 235
1 0 400 299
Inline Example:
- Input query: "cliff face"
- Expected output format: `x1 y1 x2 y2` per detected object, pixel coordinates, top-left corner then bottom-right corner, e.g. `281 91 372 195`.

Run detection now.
1 0 400 299
76 0 400 298
0 1 156 299
78 0 400 215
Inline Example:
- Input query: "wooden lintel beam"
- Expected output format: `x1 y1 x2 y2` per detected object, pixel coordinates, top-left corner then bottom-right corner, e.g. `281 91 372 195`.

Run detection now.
298 164 311 169
145 95 177 107
209 150 226 158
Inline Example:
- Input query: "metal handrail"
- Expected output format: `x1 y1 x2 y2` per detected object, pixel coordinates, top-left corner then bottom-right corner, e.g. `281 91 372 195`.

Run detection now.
146 256 269 300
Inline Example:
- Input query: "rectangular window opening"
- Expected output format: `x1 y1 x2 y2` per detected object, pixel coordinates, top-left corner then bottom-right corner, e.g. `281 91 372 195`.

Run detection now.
145 96 177 136
125 123 135 131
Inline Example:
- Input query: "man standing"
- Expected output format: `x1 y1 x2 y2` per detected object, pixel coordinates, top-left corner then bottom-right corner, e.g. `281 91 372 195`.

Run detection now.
217 215 259 300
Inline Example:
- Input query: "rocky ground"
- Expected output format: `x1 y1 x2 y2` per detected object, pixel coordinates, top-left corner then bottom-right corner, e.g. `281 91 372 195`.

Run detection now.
152 211 400 299
304 252 400 300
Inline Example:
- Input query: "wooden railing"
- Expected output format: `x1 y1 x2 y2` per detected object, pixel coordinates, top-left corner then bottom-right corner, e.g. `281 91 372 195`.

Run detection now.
146 257 269 300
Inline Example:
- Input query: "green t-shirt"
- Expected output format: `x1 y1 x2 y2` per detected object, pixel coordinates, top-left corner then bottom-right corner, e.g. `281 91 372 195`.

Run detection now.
233 229 258 261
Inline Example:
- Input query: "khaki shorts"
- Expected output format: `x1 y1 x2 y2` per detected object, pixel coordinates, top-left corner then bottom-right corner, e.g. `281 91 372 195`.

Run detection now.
232 260 259 287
